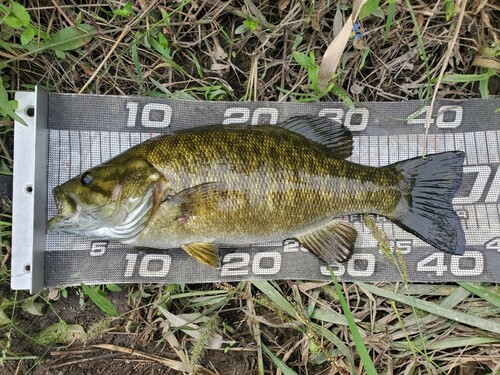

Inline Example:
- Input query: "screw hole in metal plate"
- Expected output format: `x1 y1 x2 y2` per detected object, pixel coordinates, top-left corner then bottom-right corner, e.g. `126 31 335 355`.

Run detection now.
25 185 33 194
25 106 35 117
24 263 31 272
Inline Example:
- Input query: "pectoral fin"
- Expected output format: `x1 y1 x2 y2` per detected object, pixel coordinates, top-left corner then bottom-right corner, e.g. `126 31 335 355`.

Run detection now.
172 182 226 204
169 182 228 223
181 242 220 268
295 220 357 264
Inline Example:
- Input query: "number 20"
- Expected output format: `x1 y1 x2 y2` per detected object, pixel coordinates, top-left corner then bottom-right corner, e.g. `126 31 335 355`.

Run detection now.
220 252 282 276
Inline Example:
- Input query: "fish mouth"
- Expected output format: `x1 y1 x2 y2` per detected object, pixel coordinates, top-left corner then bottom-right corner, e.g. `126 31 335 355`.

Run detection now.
47 188 78 230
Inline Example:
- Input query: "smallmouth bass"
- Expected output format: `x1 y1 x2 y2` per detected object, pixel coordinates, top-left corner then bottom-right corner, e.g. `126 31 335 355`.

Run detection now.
48 116 466 267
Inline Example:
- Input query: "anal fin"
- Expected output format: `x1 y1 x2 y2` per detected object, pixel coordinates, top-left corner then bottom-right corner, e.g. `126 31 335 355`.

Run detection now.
295 220 357 264
182 243 220 268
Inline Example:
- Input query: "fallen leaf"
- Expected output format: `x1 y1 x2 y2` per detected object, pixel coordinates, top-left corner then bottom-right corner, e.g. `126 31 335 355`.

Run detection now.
278 0 292 11
318 0 368 91
472 56 500 70
0 308 10 325
36 322 85 345
21 296 44 316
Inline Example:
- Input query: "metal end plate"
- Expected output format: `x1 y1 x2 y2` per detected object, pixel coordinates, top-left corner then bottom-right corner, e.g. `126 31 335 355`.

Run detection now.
11 85 48 293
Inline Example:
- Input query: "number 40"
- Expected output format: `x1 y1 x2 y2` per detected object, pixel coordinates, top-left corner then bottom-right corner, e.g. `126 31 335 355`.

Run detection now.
416 251 484 276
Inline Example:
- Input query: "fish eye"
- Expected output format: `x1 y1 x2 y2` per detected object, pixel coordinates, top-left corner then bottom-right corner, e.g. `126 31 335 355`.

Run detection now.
80 171 94 186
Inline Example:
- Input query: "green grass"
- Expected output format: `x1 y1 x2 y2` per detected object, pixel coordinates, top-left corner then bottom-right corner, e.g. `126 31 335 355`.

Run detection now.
330 269 376 375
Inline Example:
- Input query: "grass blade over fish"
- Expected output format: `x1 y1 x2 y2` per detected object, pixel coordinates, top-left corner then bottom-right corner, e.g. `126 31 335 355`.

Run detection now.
47 116 466 267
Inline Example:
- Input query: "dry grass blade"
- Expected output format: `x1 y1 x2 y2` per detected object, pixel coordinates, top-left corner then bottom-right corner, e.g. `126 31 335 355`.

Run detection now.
78 25 131 94
93 344 189 372
246 282 264 375
459 282 500 308
357 282 500 335
422 0 468 156
318 0 367 91
262 344 298 375
425 336 500 351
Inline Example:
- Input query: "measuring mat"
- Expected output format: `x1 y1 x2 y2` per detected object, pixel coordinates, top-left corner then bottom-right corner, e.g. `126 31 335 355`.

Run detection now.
11 87 500 292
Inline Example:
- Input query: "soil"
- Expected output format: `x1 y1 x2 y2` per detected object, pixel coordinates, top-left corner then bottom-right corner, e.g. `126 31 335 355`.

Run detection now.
2 288 260 375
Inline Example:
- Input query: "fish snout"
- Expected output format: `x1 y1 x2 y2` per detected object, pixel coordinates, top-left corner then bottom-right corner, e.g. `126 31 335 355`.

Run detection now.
52 187 78 219
47 187 79 231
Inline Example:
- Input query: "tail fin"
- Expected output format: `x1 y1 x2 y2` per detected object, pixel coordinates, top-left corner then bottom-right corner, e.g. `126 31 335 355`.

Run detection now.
390 151 466 255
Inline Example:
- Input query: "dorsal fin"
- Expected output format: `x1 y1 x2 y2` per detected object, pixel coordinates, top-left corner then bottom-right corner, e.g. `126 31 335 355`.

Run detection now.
279 116 353 159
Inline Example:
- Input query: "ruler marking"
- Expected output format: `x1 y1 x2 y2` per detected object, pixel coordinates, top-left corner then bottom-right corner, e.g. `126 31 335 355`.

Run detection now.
463 205 475 230
473 130 480 165
360 136 369 165
54 130 60 186
98 131 104 162
101 131 110 161
398 134 408 160
379 135 388 166
476 132 489 165
385 135 390 164
474 205 488 230
483 204 492 229
474 204 481 229
47 130 57 216
370 135 379 166
90 131 100 167
78 130 83 173
497 130 500 163
410 134 418 158
77 130 82 174
388 135 397 163
68 130 74 177
60 130 70 183
353 135 360 164
465 132 477 165
119 131 130 152
439 133 446 153
130 132 140 149
485 130 499 163
486 204 499 227
452 130 458 152
444 133 454 152
71 130 81 176
80 131 89 171
408 133 414 158
109 131 120 159
81 130 86 171
454 132 466 159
